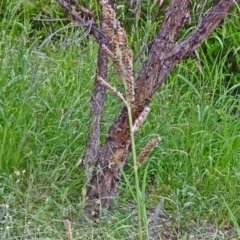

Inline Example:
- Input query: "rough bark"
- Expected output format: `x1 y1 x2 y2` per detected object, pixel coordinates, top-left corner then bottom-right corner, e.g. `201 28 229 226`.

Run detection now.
83 46 108 176
55 2 115 174
55 0 237 214
78 1 115 180
86 0 236 212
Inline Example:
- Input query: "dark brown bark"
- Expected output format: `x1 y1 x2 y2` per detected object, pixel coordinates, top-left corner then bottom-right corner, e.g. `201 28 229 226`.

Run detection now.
86 0 189 212
86 0 236 211
83 47 108 171
83 1 114 174
55 0 237 214
54 2 115 173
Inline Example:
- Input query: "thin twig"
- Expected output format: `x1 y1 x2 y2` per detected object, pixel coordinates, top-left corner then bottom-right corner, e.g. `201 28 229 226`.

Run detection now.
55 0 110 46
97 77 127 105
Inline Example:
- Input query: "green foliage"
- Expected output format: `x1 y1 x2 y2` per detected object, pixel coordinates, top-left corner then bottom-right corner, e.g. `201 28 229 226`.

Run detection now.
0 1 239 239
200 10 240 94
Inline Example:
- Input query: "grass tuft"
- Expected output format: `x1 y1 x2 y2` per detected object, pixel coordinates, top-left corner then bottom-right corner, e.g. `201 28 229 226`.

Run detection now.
0 2 239 239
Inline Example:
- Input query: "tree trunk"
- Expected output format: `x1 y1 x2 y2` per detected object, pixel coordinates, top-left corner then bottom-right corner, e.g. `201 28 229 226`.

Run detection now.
83 0 114 176
55 0 236 215
85 0 236 213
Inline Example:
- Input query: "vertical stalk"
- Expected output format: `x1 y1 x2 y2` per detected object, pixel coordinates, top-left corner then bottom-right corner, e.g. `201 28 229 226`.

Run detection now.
126 101 143 240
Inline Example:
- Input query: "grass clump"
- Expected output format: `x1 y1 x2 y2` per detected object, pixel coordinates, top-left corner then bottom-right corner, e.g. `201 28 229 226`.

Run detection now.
0 2 240 239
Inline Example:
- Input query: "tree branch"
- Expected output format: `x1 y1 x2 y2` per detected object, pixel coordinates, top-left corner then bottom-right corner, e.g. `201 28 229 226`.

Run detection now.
55 0 237 210
83 1 114 172
107 0 236 144
55 0 110 46
86 0 236 208
152 0 236 92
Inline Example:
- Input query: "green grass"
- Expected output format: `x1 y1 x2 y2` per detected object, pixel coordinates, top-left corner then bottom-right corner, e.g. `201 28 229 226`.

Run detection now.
1 2 240 240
